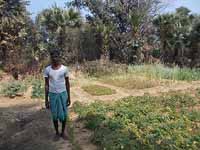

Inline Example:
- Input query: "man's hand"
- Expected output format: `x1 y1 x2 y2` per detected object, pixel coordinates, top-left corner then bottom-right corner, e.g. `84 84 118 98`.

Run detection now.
67 98 71 107
65 77 71 107
45 100 50 109
45 77 49 109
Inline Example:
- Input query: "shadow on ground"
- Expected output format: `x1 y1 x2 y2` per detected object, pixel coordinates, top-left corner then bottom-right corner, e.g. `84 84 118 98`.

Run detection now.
0 103 70 150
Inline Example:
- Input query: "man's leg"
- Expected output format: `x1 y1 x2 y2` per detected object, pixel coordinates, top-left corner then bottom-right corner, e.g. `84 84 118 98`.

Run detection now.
61 118 68 140
53 120 59 135
60 91 68 139
61 118 66 134
52 120 60 141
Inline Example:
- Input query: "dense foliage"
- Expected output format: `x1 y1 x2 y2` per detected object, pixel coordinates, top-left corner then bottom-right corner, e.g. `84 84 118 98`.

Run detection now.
74 93 200 150
153 7 200 67
0 0 38 73
35 6 82 63
68 0 161 63
0 0 200 75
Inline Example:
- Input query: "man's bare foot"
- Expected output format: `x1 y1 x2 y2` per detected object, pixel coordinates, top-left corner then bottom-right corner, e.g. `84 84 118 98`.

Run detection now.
60 133 68 140
53 133 60 141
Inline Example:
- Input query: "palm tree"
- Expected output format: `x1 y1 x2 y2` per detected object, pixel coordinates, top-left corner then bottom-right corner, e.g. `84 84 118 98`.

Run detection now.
36 6 82 63
153 7 197 66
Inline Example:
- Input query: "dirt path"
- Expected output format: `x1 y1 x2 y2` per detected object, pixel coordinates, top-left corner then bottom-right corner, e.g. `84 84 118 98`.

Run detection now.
73 80 200 103
1 77 200 150
0 96 97 150
0 97 73 150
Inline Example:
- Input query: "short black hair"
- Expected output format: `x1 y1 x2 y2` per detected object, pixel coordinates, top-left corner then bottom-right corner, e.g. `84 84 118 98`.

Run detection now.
50 49 60 59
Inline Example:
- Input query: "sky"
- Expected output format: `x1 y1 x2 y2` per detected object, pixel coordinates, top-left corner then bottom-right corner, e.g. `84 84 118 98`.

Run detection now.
27 0 200 19
162 0 200 13
27 0 67 18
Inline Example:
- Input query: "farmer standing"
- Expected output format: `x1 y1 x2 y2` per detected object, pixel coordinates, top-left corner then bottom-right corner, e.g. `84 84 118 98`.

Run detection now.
44 50 71 140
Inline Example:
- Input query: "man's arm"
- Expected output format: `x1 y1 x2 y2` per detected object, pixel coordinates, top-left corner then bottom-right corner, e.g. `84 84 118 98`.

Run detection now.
65 77 71 107
45 77 49 109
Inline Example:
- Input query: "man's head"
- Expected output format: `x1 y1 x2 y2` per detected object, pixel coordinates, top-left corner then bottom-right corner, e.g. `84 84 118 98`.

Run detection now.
50 50 61 65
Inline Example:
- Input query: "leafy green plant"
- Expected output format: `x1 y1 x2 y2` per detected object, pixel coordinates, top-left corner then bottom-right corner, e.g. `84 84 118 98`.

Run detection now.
0 81 27 98
31 79 44 99
74 93 200 150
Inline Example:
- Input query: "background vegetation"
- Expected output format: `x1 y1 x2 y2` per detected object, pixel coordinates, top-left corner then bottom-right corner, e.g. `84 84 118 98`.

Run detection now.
0 0 200 75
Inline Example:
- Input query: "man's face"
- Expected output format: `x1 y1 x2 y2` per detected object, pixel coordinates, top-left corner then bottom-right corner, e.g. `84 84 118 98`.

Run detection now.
51 54 60 64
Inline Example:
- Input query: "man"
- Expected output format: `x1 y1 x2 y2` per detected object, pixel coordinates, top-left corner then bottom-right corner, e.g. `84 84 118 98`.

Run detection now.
44 50 71 140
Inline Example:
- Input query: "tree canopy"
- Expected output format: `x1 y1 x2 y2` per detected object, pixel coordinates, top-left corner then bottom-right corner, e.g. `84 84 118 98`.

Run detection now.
0 0 200 73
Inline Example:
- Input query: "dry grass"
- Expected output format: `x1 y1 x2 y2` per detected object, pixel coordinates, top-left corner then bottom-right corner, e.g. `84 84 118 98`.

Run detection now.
82 85 116 96
99 75 160 89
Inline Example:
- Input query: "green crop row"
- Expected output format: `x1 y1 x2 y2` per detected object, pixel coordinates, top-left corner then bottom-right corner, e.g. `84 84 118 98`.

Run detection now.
73 93 200 150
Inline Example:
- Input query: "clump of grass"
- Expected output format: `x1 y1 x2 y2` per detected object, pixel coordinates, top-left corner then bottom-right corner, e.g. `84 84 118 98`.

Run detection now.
0 80 27 98
74 93 200 150
83 62 200 81
100 75 159 89
129 64 200 81
31 79 44 99
82 85 116 96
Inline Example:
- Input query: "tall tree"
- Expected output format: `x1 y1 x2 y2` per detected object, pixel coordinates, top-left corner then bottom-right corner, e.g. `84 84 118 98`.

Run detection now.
36 6 82 63
0 0 32 70
68 0 161 63
153 7 198 67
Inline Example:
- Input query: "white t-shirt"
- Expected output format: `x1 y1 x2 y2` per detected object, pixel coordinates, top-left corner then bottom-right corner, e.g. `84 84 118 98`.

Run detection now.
44 65 69 93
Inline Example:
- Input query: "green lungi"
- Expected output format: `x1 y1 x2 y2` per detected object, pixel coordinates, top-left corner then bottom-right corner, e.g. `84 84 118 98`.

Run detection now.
49 91 68 122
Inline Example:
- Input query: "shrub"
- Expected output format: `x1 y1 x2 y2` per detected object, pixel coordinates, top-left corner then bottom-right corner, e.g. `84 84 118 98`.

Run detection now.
0 81 27 98
31 79 44 99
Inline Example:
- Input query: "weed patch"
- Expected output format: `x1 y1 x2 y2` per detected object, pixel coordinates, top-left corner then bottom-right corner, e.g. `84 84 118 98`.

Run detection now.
31 79 44 99
100 76 159 89
0 81 27 98
82 85 116 96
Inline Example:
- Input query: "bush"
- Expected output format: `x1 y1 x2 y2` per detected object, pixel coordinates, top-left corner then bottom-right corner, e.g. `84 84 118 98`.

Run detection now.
74 93 200 150
31 79 44 99
0 81 27 98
